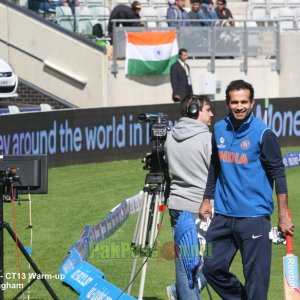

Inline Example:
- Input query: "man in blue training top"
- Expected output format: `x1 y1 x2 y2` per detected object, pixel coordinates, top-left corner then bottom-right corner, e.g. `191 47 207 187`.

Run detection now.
199 79 294 300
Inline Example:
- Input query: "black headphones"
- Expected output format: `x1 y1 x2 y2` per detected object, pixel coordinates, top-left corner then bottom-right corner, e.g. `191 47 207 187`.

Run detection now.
186 95 201 119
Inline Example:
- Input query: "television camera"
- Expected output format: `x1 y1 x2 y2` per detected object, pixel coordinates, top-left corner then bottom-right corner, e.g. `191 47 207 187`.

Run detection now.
138 112 169 175
0 155 57 300
0 167 22 201
128 113 171 300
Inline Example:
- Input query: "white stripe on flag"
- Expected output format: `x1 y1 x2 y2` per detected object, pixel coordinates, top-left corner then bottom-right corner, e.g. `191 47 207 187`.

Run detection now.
126 41 178 62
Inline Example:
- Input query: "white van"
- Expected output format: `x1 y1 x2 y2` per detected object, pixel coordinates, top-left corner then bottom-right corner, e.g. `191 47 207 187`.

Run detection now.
0 59 18 98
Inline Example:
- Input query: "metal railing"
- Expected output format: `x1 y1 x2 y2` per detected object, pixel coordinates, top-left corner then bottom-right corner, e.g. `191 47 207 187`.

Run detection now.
110 19 280 75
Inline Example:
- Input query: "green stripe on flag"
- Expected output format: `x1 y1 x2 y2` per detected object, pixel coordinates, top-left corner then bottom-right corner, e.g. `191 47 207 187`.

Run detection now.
127 55 178 75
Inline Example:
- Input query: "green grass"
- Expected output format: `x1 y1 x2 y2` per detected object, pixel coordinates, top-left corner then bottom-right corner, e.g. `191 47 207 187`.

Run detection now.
2 146 300 300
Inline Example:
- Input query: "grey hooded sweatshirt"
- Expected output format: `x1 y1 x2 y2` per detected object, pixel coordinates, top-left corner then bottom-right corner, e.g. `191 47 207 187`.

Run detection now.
165 117 212 213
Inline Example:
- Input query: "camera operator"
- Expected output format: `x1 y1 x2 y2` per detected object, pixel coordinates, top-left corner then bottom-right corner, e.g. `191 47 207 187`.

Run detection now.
164 95 214 300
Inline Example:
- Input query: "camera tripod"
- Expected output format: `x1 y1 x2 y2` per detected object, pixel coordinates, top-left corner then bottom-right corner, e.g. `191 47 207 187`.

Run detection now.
127 172 168 300
0 182 58 300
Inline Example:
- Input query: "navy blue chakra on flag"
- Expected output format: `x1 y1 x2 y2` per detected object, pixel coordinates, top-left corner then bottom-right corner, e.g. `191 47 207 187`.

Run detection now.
154 46 164 60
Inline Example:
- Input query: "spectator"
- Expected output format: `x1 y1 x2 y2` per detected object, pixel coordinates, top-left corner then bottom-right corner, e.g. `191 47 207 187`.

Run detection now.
170 48 193 102
215 0 234 26
188 0 201 20
197 0 218 26
38 0 58 13
167 0 190 27
108 1 143 43
208 0 216 14
31 0 77 14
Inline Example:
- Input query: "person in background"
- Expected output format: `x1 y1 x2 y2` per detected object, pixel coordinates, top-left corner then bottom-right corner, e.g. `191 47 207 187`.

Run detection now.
38 0 58 13
199 79 294 300
108 1 143 43
165 94 214 300
214 0 234 26
167 0 190 27
188 0 201 21
197 0 218 26
170 48 193 102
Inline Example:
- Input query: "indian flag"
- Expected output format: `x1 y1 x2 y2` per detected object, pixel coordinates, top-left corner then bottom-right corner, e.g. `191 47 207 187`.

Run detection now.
125 31 178 75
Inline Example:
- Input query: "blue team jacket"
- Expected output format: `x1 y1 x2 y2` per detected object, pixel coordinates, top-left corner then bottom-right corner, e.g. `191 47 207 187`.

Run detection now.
214 113 274 217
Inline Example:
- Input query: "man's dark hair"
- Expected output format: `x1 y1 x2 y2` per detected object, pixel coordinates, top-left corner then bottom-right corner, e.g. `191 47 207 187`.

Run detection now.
180 94 211 117
178 48 188 56
225 80 254 102
131 1 142 10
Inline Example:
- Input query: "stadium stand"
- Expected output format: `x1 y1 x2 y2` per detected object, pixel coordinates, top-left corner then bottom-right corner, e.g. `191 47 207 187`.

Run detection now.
3 0 300 107
112 0 130 6
156 5 168 26
268 0 286 19
247 0 300 29
155 5 167 17
89 5 110 35
249 0 268 20
286 0 300 9
75 6 94 35
294 7 300 28
138 0 151 6
139 6 159 27
85 0 107 6
55 6 75 32
151 0 168 8
16 0 28 7
278 7 295 30
13 0 300 42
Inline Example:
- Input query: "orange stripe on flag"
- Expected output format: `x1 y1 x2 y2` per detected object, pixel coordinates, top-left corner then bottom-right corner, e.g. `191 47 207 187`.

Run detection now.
127 31 176 46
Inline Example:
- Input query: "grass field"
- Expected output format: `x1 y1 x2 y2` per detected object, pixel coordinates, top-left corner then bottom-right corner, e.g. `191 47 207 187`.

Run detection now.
2 146 300 300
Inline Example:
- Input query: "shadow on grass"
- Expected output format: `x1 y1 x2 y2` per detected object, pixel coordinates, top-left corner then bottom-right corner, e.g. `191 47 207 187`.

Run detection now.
144 298 164 300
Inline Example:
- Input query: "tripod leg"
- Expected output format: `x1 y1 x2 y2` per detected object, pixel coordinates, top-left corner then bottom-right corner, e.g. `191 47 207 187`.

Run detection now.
129 176 166 300
127 256 139 295
149 187 165 250
3 222 59 300
13 278 37 300
138 257 148 300
132 189 149 247
140 191 152 249
148 192 161 249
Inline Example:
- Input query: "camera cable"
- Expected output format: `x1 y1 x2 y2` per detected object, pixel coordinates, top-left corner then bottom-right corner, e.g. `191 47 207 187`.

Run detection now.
25 188 33 300
11 185 25 300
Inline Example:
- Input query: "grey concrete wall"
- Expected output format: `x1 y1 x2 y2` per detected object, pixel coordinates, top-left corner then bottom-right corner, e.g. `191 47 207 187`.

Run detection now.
107 58 280 106
279 32 300 98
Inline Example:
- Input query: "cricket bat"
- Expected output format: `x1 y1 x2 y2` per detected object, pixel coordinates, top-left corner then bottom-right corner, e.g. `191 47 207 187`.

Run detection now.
283 209 300 300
